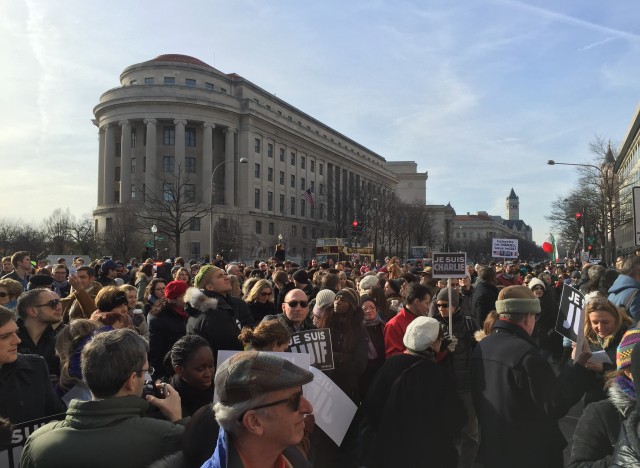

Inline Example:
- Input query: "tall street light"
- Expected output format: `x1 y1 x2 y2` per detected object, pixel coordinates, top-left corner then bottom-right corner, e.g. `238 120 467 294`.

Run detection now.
151 224 158 260
210 157 248 261
547 159 612 262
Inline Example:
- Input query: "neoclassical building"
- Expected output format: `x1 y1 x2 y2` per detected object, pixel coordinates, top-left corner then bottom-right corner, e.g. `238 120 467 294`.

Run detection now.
93 54 427 261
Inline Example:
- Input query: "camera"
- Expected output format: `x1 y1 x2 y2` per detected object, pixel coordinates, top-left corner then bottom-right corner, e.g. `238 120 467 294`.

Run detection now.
142 380 166 399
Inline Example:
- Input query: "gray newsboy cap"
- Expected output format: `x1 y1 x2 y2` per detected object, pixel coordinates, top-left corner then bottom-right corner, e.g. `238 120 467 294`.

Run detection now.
215 351 313 405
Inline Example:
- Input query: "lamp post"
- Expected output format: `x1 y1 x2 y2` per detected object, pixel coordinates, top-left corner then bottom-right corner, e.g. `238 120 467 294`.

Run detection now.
209 157 248 262
372 197 378 261
547 159 612 263
151 224 158 260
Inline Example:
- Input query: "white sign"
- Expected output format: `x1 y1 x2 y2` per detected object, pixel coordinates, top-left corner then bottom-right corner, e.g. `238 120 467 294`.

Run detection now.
633 187 640 246
491 238 519 258
215 350 357 446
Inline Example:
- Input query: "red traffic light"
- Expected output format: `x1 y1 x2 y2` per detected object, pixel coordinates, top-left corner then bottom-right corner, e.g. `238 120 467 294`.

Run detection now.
575 213 582 220
352 220 359 227
588 245 593 251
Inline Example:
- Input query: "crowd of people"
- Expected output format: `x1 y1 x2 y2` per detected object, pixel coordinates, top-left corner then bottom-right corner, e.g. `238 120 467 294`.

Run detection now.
4 248 640 466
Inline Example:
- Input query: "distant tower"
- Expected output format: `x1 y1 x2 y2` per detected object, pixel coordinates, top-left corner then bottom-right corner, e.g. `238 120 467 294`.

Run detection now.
506 188 519 220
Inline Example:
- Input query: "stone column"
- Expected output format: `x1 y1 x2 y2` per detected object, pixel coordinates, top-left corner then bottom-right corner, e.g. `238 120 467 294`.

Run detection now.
103 124 115 204
97 126 105 205
224 128 237 206
119 120 131 203
144 119 157 200
202 123 215 205
174 119 187 175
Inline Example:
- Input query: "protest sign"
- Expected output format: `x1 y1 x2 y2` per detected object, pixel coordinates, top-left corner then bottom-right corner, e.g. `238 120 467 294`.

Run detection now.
0 413 65 468
289 328 334 370
215 350 356 446
555 284 586 358
491 238 519 258
432 252 467 278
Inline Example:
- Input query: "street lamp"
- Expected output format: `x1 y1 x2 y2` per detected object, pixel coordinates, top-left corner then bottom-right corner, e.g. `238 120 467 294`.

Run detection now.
151 224 158 260
209 157 248 261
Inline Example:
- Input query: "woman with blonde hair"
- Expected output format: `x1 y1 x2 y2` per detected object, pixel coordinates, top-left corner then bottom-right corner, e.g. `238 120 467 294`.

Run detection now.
173 267 191 285
228 274 242 298
119 284 149 339
244 279 276 322
387 263 403 280
55 319 101 401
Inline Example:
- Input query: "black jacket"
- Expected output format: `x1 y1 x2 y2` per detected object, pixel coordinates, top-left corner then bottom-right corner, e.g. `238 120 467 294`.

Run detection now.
568 379 635 468
470 319 592 468
611 406 640 467
247 300 276 323
17 319 64 377
169 374 214 418
0 354 66 424
470 280 498 325
434 309 479 391
147 304 188 379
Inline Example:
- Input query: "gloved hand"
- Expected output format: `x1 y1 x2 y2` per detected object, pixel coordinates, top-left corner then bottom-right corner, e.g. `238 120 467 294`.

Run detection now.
447 336 458 353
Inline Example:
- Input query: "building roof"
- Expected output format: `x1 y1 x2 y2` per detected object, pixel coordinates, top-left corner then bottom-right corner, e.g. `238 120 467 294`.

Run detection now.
508 188 518 200
455 214 493 222
502 219 530 231
150 54 213 69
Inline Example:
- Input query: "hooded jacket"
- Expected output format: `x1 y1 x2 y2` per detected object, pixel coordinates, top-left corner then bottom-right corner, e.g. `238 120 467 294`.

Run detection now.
19 396 184 468
608 274 640 321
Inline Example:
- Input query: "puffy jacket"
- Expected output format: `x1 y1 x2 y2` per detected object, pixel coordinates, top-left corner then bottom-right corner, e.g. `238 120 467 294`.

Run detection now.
611 407 640 467
470 280 498 326
608 274 640 320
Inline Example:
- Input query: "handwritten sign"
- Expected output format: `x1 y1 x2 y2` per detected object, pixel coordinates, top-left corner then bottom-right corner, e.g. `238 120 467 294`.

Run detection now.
289 328 334 370
491 238 519 258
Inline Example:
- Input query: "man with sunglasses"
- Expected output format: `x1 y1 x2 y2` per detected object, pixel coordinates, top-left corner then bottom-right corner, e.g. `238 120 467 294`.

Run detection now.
265 288 315 334
16 289 67 379
20 329 185 468
203 351 314 468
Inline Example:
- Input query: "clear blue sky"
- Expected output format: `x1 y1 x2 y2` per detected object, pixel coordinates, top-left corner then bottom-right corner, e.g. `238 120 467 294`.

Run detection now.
2 0 640 245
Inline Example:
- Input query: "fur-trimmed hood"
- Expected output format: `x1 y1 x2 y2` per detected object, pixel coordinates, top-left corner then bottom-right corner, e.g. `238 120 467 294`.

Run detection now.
185 287 219 316
608 377 637 418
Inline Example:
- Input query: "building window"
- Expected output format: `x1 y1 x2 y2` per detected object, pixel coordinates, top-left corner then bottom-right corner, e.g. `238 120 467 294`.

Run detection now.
312 228 317 238
185 78 196 87
163 183 174 201
115 144 121 157
269 222 275 235
267 143 273 158
319 163 324 175
279 171 285 185
164 76 176 85
189 241 201 257
114 190 120 202
291 175 295 188
115 166 121 182
255 188 261 209
300 199 306 217
163 156 175 172
267 167 273 182
220 87 227 93
279 194 285 214
310 204 315 219
310 160 315 172
279 148 285 162
163 126 175 145
310 181 315 192
291 226 297 237
301 177 306 190
130 184 136 200
290 152 296 166
290 197 295 216
302 227 307 239
186 157 196 173
205 82 214 90
185 184 195 202
267 191 273 211
256 220 262 234
144 77 154 85
319 183 324 195
106 218 113 232
190 218 201 231
254 138 261 153
131 158 136 174
319 203 324 220
255 163 261 178
185 127 196 147
131 129 136 148
301 156 306 169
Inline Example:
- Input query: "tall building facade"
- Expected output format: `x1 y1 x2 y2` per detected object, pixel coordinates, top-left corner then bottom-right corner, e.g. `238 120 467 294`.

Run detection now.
92 54 427 261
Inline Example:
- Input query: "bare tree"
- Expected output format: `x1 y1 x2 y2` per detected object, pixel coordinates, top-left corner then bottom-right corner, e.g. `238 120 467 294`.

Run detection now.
42 208 73 254
69 214 99 257
99 202 144 261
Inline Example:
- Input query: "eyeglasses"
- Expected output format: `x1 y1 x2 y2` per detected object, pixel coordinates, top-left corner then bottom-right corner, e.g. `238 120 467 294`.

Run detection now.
0 292 8 298
436 303 449 308
286 300 309 308
260 291 272 297
34 299 61 308
238 390 303 421
137 367 155 376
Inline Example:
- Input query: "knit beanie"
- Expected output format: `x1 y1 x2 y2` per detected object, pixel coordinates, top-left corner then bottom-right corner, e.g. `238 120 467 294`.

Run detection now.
292 269 309 284
495 285 540 315
164 280 189 301
387 279 401 295
194 265 221 289
630 340 640 395
617 328 640 370
359 275 379 292
436 288 459 308
335 288 359 312
528 278 546 290
315 289 337 309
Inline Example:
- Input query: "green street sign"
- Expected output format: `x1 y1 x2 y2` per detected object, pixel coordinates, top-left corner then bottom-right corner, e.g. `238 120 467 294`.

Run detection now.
156 236 165 241
586 236 595 243
145 241 153 247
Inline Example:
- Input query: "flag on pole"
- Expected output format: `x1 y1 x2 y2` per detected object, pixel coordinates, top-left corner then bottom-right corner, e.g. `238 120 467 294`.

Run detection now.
302 188 315 205
542 234 559 263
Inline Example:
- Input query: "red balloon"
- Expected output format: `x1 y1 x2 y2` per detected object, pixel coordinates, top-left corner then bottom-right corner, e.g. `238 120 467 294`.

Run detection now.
542 243 553 253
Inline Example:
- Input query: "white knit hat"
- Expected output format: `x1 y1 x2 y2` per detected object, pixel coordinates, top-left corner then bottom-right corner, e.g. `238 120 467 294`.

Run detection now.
403 317 441 352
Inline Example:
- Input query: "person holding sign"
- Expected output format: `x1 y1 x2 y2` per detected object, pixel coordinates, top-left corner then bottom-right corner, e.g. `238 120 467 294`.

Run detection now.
470 286 595 468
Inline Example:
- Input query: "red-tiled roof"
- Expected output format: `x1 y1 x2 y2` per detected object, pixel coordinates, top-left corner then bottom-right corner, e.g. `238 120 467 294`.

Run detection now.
151 54 212 68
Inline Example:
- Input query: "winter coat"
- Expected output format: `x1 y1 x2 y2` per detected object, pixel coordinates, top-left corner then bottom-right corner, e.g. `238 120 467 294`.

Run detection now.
470 319 592 468
359 319 386 398
247 300 276 323
383 307 418 358
16 318 64 378
611 406 640 467
0 354 66 425
135 273 150 302
470 280 499 326
568 378 635 468
169 374 214 418
262 313 316 335
363 353 466 468
434 309 480 391
19 396 185 468
185 288 254 365
608 274 640 321
148 304 188 379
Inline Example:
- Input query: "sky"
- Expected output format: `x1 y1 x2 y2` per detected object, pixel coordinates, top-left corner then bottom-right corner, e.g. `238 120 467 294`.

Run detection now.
2 0 640 246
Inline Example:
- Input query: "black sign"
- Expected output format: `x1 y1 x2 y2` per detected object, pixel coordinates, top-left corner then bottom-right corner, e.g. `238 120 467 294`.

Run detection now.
0 413 65 468
432 252 467 278
289 328 334 370
555 284 585 342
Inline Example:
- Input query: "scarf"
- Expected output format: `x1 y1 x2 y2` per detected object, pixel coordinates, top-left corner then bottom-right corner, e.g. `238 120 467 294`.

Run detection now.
364 315 384 327
171 304 189 320
51 279 69 296
614 374 637 401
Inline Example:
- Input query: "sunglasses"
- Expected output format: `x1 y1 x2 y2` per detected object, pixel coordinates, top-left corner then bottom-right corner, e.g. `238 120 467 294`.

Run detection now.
436 303 449 308
0 292 8 298
260 291 272 297
286 300 309 308
238 390 303 421
34 299 61 308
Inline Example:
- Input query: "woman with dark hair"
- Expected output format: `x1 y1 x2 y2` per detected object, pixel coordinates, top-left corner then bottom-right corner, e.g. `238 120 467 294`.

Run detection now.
243 279 276 322
164 335 214 418
135 263 154 301
91 286 132 329
144 278 167 316
384 279 404 317
359 295 385 398
148 280 189 380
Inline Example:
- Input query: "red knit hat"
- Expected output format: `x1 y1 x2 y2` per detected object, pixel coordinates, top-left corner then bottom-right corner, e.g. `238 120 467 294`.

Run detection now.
164 280 189 300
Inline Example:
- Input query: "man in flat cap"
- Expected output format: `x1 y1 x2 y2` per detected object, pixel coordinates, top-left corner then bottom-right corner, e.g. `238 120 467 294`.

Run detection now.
203 351 314 468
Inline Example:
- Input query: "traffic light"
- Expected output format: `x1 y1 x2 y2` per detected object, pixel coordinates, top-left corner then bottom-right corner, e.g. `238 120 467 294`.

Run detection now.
575 212 582 225
351 220 363 235
587 244 593 252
